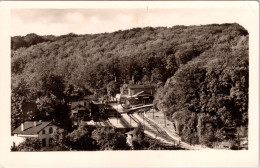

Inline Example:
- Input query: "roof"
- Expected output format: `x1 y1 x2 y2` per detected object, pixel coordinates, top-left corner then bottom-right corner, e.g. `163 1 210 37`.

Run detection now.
12 121 54 135
71 104 87 110
133 93 154 98
127 84 155 89
71 100 89 109
125 130 135 135
70 96 91 102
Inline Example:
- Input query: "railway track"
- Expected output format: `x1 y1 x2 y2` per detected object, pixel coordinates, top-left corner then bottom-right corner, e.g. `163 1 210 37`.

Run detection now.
140 113 176 142
129 113 175 144
141 114 196 150
103 119 114 127
119 116 132 128
129 114 158 135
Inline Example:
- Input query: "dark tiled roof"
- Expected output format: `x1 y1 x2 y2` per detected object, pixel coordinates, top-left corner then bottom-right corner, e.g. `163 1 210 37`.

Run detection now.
71 100 90 108
128 84 155 89
12 121 52 135
71 104 87 110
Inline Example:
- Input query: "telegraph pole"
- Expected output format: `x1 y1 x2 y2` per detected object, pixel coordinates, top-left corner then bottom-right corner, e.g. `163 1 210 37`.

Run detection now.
164 111 166 127
129 115 131 127
153 107 154 119
117 105 118 123
143 111 145 129
117 111 118 123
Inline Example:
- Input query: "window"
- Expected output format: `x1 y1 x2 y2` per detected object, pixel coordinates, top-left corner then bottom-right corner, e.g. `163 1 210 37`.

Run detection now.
42 138 46 147
84 102 87 106
49 138 53 145
49 127 53 134
42 129 45 134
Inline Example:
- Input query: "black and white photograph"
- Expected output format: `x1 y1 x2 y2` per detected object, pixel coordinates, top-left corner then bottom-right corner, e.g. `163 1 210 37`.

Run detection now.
0 1 259 167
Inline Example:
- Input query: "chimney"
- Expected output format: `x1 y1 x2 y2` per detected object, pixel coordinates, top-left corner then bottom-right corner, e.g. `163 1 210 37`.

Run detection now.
132 75 134 84
21 123 24 131
34 121 37 127
114 73 117 82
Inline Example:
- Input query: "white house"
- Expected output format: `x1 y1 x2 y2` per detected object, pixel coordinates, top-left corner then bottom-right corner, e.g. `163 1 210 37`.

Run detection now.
11 121 63 147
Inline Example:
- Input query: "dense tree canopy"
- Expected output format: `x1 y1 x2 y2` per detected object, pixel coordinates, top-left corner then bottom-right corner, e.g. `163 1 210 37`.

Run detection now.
12 23 247 92
154 28 248 146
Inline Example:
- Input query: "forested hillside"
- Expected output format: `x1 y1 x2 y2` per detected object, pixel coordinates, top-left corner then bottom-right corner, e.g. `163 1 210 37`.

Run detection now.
11 23 248 147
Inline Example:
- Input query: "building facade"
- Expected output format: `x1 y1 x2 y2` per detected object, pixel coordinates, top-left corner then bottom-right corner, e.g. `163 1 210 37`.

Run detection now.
70 97 92 125
121 84 156 96
11 121 63 147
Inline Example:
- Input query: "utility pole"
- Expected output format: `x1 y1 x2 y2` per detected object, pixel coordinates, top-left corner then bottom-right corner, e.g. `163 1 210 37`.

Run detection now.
117 111 118 124
129 114 131 127
164 111 166 127
143 111 145 129
238 132 240 149
117 105 118 123
153 107 154 119
77 114 79 127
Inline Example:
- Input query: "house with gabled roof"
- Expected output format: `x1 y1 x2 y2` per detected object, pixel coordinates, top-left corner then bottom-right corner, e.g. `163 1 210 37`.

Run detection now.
70 97 92 126
11 121 63 147
121 84 156 96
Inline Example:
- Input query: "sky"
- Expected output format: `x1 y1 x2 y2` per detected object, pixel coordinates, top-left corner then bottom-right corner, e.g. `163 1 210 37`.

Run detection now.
11 5 253 36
